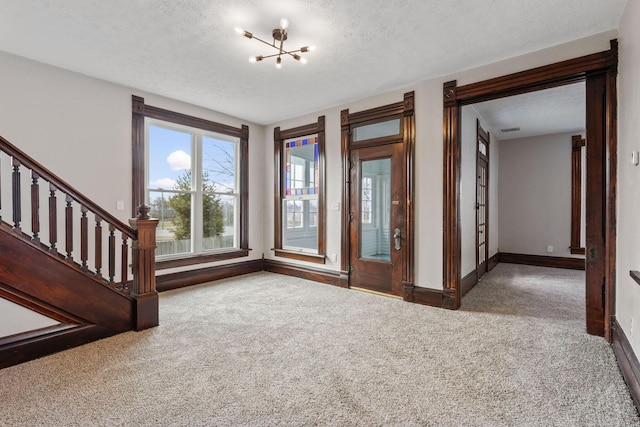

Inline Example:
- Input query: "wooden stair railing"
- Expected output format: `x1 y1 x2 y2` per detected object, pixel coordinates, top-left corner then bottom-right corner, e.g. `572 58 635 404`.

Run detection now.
0 134 158 331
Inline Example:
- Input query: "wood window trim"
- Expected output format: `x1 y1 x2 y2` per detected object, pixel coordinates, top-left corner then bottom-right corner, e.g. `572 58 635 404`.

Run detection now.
442 40 618 340
340 91 415 290
131 96 249 269
273 116 326 264
570 135 586 255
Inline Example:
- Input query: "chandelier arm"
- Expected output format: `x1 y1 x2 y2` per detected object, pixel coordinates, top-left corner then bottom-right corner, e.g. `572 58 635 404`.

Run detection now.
250 35 279 50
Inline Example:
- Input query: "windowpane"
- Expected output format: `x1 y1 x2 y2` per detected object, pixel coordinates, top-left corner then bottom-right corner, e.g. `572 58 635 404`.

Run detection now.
148 125 192 191
150 190 192 257
284 136 318 196
203 194 236 250
203 136 236 193
283 199 317 251
146 118 242 259
352 119 400 142
360 159 391 261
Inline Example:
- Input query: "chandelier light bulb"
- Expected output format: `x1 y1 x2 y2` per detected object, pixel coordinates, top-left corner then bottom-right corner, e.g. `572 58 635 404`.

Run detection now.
249 56 256 63
280 18 289 29
276 56 282 69
234 27 244 35
300 57 308 64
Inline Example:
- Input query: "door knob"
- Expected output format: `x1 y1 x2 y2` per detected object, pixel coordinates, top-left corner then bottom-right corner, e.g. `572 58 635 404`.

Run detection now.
394 227 402 251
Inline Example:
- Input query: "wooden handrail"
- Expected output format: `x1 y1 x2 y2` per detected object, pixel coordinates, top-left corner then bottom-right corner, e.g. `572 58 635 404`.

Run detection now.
0 134 135 240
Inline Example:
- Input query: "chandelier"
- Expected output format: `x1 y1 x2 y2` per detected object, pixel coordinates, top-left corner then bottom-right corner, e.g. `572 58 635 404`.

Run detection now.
235 18 315 68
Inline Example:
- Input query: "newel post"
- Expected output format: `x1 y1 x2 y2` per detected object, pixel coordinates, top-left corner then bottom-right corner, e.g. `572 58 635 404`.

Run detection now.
129 204 159 331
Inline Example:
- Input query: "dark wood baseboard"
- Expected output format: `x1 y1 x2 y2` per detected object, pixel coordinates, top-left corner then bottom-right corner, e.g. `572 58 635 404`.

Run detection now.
461 270 478 297
498 252 585 270
488 253 499 271
403 284 444 307
611 319 640 411
263 259 347 288
156 259 264 292
0 324 115 369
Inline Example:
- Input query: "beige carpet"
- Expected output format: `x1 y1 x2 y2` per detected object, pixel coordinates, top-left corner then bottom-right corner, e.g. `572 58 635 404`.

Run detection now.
0 263 638 426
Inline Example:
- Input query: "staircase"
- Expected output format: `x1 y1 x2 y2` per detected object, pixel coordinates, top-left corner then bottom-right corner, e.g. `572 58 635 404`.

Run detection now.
0 134 158 369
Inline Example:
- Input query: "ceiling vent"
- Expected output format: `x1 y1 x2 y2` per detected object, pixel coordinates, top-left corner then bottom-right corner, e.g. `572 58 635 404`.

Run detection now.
500 127 520 133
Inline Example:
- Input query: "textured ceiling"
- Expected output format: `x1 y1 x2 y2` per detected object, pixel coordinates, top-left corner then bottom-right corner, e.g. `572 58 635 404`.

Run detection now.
0 0 627 125
472 82 586 141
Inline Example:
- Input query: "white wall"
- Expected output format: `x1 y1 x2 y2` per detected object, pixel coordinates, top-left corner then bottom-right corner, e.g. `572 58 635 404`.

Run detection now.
263 33 612 289
498 132 584 258
616 0 640 357
0 298 59 338
0 51 266 270
0 28 616 330
0 51 266 329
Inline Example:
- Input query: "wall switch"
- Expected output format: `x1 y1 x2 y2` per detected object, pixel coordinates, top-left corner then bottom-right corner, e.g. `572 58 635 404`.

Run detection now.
546 245 553 253
331 202 340 211
116 200 125 211
632 151 639 166
330 253 337 262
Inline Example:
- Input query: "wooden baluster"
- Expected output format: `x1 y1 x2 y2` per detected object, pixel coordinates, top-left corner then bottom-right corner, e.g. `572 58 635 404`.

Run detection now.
31 171 40 244
49 184 57 254
129 204 159 330
120 233 129 291
95 215 102 280
12 158 21 233
108 225 115 284
80 206 88 271
0 154 3 222
65 195 73 261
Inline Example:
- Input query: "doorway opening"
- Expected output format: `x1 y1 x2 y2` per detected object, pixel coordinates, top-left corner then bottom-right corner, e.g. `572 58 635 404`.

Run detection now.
443 41 618 338
340 92 415 297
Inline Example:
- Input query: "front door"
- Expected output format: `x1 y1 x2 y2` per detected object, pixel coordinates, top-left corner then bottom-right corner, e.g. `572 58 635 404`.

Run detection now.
349 143 404 296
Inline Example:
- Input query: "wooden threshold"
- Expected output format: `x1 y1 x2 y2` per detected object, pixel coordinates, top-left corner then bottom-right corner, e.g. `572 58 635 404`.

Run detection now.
351 286 403 300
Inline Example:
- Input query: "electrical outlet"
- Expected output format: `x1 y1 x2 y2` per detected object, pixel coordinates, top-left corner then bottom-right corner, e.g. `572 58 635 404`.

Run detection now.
331 202 340 211
546 245 553 253
116 200 125 211
330 253 337 262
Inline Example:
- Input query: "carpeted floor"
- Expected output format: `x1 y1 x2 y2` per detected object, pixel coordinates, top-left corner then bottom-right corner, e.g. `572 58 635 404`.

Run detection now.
0 263 638 426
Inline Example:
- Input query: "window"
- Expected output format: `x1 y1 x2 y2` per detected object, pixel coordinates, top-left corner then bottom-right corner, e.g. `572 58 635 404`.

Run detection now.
361 176 373 224
132 96 249 268
273 117 326 264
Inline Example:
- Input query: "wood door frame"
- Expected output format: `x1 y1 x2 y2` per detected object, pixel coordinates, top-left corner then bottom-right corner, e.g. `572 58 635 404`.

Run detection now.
341 92 415 297
476 119 490 279
442 41 618 339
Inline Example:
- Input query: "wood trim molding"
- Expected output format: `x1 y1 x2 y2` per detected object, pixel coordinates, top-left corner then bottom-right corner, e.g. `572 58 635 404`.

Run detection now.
156 259 263 292
571 135 586 255
263 259 347 288
442 41 618 340
461 270 478 297
611 319 640 410
0 324 115 369
630 271 640 287
131 95 249 255
498 253 585 270
341 92 415 293
273 116 326 262
488 253 499 271
156 249 250 270
403 284 444 308
272 249 326 264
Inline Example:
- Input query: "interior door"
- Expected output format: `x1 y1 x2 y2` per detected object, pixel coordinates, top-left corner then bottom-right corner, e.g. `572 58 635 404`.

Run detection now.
476 125 489 279
349 143 404 296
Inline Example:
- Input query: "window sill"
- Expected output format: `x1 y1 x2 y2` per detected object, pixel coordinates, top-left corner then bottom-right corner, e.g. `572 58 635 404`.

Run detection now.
156 249 250 270
273 249 326 264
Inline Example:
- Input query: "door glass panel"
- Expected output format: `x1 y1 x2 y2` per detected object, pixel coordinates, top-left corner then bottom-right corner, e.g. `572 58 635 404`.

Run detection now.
360 158 391 261
352 119 401 142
